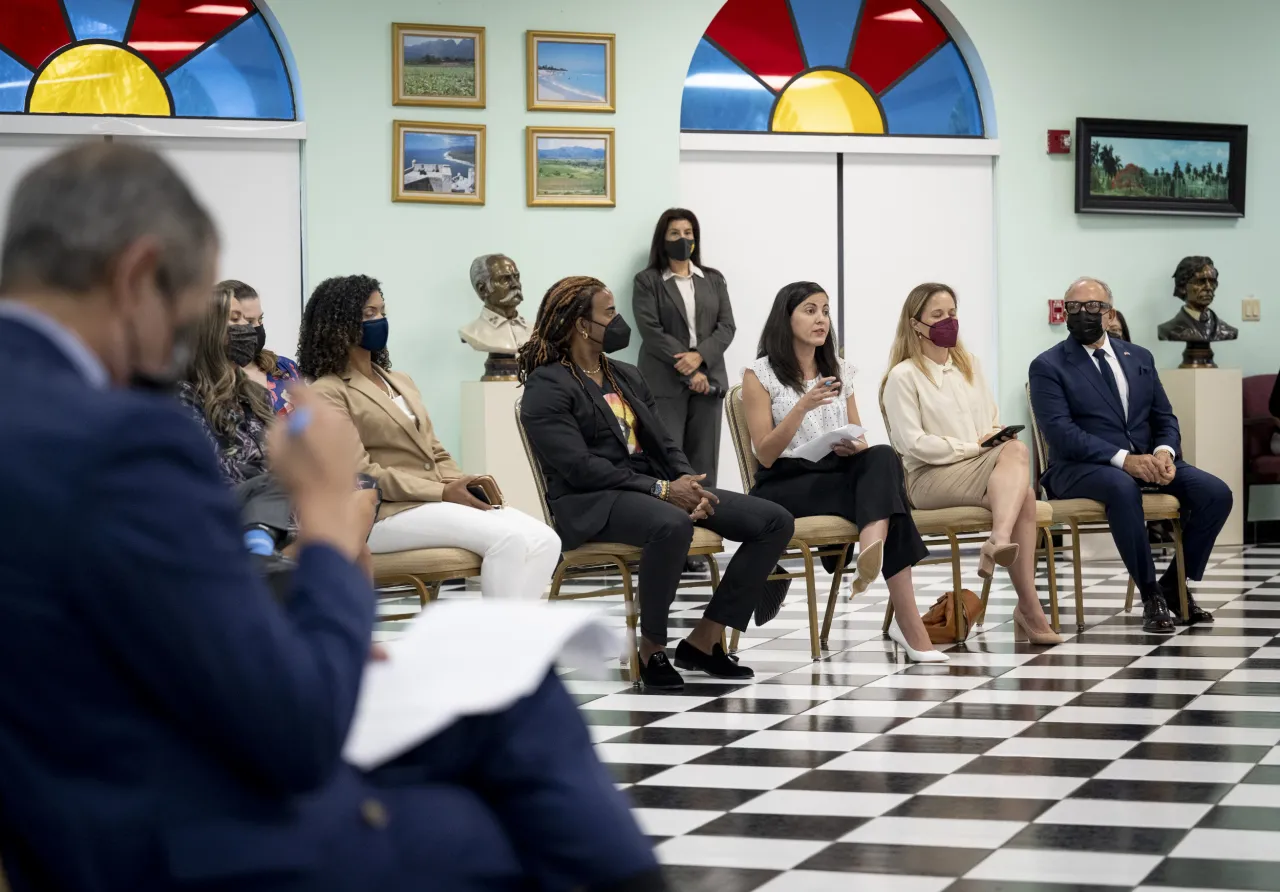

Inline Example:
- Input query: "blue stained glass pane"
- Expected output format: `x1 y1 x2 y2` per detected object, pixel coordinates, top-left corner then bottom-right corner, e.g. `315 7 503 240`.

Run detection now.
879 42 982 136
789 0 864 69
681 38 774 133
63 0 136 42
0 47 32 112
165 13 295 120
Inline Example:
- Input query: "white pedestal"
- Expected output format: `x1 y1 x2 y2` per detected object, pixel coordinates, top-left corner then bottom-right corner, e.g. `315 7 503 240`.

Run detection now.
1160 367 1244 545
460 380 544 524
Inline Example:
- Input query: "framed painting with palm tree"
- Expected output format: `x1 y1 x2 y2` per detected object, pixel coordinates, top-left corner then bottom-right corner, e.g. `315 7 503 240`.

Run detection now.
1075 118 1247 217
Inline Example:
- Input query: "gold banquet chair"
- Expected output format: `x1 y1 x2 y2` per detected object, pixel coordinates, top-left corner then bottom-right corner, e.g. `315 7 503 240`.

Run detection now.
1026 383 1188 630
372 547 484 620
513 397 725 684
876 404 1060 634
725 385 863 659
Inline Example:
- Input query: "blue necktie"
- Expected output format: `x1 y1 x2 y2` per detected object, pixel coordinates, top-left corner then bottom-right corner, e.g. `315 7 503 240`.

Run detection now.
1093 348 1123 416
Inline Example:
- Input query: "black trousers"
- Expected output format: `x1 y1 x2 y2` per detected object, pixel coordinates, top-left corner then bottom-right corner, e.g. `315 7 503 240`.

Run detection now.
1050 459 1232 599
653 389 723 488
593 488 793 646
751 445 928 580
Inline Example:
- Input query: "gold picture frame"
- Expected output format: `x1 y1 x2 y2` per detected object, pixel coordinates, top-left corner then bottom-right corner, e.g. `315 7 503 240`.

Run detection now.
393 23 485 108
393 120 485 205
526 31 616 113
526 127 615 207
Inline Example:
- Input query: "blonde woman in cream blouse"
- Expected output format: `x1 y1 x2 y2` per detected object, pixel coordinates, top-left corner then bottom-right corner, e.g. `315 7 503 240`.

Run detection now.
881 283 1061 644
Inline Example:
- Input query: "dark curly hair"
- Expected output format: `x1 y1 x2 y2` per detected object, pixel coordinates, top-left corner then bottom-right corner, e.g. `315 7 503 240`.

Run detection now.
297 274 388 380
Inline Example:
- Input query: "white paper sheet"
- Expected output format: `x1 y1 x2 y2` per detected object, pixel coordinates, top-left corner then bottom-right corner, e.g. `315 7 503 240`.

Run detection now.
790 423 866 463
343 601 621 769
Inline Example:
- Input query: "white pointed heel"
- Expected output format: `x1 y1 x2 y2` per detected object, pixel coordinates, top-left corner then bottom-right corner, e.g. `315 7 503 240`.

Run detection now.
887 620 949 663
848 540 884 598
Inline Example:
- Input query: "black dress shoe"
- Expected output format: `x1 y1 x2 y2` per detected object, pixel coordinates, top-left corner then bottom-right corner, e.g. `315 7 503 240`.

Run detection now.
639 652 684 691
674 640 754 679
1141 594 1176 634
684 558 708 576
1167 589 1214 626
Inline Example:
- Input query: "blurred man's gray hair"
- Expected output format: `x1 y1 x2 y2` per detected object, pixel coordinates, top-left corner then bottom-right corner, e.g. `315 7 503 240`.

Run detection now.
1063 277 1114 303
0 142 217 298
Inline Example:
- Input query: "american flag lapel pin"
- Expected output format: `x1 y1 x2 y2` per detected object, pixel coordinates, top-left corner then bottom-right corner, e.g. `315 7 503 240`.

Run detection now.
1123 351 1131 356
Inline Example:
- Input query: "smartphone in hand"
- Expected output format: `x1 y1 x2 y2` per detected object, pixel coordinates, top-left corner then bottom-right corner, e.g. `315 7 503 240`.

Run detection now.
981 425 1025 448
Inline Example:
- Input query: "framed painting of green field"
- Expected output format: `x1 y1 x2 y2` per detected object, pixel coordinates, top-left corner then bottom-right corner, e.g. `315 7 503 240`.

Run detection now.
394 121 485 205
393 23 485 108
526 127 615 207
526 31 616 113
1075 118 1247 217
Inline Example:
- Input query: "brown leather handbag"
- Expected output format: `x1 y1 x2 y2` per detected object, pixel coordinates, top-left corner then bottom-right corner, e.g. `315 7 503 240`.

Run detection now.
468 475 506 507
920 589 984 644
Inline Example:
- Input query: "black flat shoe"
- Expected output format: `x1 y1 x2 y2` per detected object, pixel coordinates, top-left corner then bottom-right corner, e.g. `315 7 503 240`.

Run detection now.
674 640 754 679
639 652 683 691
1142 594 1176 634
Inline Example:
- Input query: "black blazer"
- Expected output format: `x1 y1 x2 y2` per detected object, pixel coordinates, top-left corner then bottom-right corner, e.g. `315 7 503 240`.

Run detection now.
631 266 735 398
521 360 695 550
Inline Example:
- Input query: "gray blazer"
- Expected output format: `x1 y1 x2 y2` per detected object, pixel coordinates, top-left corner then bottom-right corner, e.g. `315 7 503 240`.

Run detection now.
631 266 736 398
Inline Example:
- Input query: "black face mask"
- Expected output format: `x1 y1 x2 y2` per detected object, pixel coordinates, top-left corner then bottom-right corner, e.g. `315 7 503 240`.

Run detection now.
129 323 197 395
665 237 694 262
254 324 267 355
227 323 258 367
1067 310 1106 346
593 315 631 354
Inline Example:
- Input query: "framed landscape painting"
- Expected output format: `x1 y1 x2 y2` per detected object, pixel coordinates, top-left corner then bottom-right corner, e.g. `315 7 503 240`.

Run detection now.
393 121 485 205
1075 118 1247 217
526 31 615 113
526 127 615 207
393 23 485 108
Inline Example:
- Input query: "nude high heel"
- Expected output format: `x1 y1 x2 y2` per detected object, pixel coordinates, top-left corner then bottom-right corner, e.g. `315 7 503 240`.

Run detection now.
1012 607 1064 645
848 540 884 598
887 619 949 663
978 540 1019 579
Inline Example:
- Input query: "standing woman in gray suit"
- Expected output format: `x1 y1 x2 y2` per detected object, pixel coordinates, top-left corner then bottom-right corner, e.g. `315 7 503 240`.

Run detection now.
632 207 736 488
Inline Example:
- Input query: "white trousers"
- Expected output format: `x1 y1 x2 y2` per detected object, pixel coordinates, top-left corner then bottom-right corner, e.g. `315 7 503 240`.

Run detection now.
367 503 561 601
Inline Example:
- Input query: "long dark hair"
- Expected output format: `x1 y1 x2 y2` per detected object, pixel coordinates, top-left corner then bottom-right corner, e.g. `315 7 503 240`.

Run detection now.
516 275 628 397
646 207 718 275
297 274 388 380
184 285 274 441
216 278 286 379
1113 309 1132 342
757 281 841 393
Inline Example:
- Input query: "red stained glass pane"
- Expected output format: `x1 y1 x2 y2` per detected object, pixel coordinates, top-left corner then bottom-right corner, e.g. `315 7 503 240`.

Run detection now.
127 0 253 72
0 0 73 70
705 0 805 92
847 0 946 94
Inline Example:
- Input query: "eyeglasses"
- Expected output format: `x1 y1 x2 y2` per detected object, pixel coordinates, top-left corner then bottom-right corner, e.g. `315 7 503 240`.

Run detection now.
1064 300 1112 315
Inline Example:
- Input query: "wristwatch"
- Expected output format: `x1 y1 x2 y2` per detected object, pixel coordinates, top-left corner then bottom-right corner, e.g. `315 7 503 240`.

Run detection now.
650 480 670 501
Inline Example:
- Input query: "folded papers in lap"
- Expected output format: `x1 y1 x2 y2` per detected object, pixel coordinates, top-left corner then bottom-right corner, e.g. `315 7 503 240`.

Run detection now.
791 423 866 463
343 601 621 769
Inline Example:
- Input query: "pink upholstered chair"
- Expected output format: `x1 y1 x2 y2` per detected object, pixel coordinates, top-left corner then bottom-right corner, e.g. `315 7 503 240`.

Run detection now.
1243 374 1280 542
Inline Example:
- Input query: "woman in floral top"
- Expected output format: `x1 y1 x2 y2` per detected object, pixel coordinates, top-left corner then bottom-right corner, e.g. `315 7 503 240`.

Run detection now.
219 278 300 415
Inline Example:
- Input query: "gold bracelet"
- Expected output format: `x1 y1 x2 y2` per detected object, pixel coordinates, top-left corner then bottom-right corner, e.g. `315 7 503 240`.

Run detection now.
660 481 670 501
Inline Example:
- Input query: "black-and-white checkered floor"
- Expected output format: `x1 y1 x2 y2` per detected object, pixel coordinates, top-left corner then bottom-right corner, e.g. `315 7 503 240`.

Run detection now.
379 544 1280 892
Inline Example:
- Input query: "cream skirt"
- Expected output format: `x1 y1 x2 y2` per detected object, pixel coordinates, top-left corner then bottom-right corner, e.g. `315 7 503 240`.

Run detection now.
906 443 1008 510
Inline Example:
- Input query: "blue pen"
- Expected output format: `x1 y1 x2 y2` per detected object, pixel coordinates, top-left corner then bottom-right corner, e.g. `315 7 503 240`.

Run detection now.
286 406 312 437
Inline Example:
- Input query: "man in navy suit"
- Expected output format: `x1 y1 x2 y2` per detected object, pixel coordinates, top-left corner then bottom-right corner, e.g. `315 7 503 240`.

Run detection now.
1030 278 1230 633
0 144 660 891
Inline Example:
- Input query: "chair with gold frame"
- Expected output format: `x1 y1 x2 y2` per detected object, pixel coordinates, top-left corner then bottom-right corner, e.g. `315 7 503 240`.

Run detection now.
1025 383 1188 631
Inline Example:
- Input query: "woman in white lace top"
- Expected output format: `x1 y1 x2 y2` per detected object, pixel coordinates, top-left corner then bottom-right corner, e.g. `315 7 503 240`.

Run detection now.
741 282 944 662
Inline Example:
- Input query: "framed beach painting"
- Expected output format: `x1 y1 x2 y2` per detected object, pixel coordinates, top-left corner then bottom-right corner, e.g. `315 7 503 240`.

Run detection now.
393 23 485 108
526 127 615 207
393 121 485 205
526 31 615 113
1075 118 1247 217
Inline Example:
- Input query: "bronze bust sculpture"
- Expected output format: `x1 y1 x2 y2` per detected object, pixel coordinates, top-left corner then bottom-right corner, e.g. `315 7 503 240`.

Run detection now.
459 254 531 381
1156 255 1237 368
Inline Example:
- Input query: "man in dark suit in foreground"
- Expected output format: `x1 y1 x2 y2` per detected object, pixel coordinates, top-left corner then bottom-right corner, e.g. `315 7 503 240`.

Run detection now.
0 144 659 891
1030 277 1231 633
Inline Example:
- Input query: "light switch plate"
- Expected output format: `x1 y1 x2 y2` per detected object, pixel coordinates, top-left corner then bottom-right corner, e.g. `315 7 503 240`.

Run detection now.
1243 297 1261 321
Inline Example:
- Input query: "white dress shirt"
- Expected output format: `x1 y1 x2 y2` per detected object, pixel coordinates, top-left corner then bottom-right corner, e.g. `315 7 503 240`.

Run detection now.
1088 334 1174 468
661 263 703 348
882 354 1000 473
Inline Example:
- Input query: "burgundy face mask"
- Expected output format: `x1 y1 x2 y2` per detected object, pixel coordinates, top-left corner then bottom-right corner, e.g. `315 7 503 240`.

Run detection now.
921 316 959 349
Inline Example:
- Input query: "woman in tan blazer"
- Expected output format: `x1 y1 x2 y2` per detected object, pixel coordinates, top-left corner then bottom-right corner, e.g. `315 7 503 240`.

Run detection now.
299 275 560 601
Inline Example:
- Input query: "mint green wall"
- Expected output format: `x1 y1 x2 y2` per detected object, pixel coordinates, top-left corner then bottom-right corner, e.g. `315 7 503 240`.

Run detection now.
272 0 1278 514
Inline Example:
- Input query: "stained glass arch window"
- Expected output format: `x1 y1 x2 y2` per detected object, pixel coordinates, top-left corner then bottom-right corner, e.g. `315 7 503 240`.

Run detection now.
0 0 299 121
682 0 987 137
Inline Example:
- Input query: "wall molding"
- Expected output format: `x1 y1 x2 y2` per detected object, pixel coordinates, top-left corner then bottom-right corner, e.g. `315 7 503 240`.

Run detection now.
0 117 306 140
680 132 1000 156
